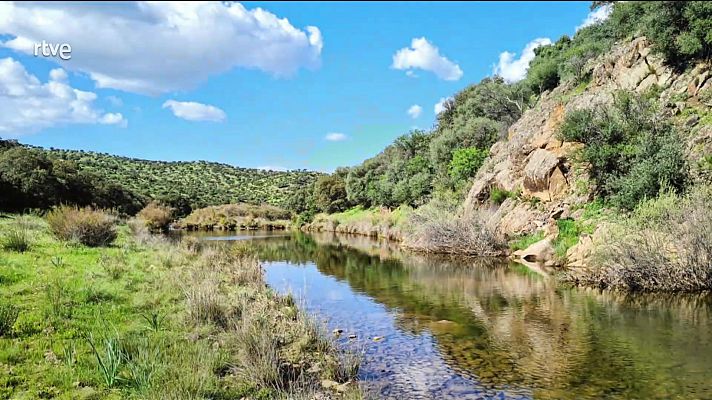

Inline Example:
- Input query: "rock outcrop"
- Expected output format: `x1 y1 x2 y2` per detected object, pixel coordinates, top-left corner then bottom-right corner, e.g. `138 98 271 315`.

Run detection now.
463 37 711 270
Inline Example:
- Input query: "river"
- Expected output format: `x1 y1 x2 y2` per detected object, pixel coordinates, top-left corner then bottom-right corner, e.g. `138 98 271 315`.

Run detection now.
186 230 712 399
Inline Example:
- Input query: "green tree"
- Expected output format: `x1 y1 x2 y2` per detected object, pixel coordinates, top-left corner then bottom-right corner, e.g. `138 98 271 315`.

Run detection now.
448 147 488 184
313 172 351 213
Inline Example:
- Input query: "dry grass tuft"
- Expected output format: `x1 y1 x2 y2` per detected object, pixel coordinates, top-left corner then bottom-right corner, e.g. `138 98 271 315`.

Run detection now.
136 201 174 233
571 186 712 291
46 206 117 247
403 200 505 256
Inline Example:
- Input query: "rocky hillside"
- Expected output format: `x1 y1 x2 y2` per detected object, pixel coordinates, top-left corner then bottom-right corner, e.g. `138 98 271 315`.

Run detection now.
463 37 711 269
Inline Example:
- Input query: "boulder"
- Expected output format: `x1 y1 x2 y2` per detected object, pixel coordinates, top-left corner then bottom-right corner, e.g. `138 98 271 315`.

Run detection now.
513 237 556 265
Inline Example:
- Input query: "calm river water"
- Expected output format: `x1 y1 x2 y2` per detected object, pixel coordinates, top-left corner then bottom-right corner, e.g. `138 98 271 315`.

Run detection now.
188 230 712 400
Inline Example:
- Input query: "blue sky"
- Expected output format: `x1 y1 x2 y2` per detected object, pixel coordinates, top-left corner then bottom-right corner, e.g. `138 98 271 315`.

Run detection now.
0 1 596 172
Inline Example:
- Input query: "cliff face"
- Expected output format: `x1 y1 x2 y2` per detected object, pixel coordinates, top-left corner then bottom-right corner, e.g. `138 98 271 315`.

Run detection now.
463 37 711 265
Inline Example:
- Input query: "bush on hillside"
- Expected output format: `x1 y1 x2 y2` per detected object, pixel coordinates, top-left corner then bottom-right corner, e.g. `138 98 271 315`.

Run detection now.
46 206 117 246
448 147 489 184
559 91 688 210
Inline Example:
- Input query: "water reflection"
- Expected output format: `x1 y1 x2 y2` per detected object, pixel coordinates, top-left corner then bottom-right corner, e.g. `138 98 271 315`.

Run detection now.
206 231 712 399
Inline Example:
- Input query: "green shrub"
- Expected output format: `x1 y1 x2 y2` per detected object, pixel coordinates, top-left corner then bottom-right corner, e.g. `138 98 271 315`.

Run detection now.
0 303 19 337
489 187 515 205
448 147 488 184
610 2 712 68
559 91 688 210
1 219 31 252
46 206 117 246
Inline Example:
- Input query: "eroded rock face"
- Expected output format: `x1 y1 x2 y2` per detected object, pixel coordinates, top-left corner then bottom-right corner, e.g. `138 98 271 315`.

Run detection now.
522 149 567 201
463 37 710 270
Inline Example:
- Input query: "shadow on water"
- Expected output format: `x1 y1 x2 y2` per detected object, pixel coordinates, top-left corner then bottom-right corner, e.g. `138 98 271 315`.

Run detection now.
190 230 712 399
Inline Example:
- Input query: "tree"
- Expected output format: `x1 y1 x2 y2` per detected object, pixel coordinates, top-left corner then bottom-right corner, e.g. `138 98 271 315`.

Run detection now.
313 173 351 213
448 147 489 184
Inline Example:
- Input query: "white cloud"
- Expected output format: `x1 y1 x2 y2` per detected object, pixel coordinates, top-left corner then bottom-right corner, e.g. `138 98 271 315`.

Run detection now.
576 4 613 31
392 37 463 81
0 57 125 135
325 132 348 142
100 113 125 125
106 96 123 107
434 97 453 115
407 104 422 119
162 100 226 122
494 38 552 83
0 2 323 95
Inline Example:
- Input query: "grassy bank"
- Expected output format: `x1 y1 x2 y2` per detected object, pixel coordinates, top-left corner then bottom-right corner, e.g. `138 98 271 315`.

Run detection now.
178 203 292 232
0 214 361 399
303 206 410 241
303 203 505 257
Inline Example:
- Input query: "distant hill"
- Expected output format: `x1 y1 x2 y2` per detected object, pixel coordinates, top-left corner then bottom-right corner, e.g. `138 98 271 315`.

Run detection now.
0 138 322 213
45 147 322 210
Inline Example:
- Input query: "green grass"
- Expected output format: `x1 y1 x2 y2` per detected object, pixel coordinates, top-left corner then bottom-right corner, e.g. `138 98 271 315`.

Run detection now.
489 187 516 205
0 216 362 399
509 231 546 252
552 216 597 260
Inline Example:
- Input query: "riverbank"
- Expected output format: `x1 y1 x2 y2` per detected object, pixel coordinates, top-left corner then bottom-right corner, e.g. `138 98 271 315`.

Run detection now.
178 203 292 232
0 214 362 399
302 207 408 242
302 203 505 257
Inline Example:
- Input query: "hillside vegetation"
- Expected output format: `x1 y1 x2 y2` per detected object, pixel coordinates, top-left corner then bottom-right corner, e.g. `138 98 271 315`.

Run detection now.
0 139 322 216
294 1 712 220
48 148 322 211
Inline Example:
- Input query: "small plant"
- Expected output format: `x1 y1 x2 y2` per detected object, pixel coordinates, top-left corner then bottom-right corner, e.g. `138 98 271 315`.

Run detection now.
489 187 514 205
140 310 166 332
45 278 72 320
121 335 162 392
86 331 124 388
61 341 77 367
0 303 19 337
1 219 31 252
98 253 128 280
46 206 117 247
50 256 65 269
